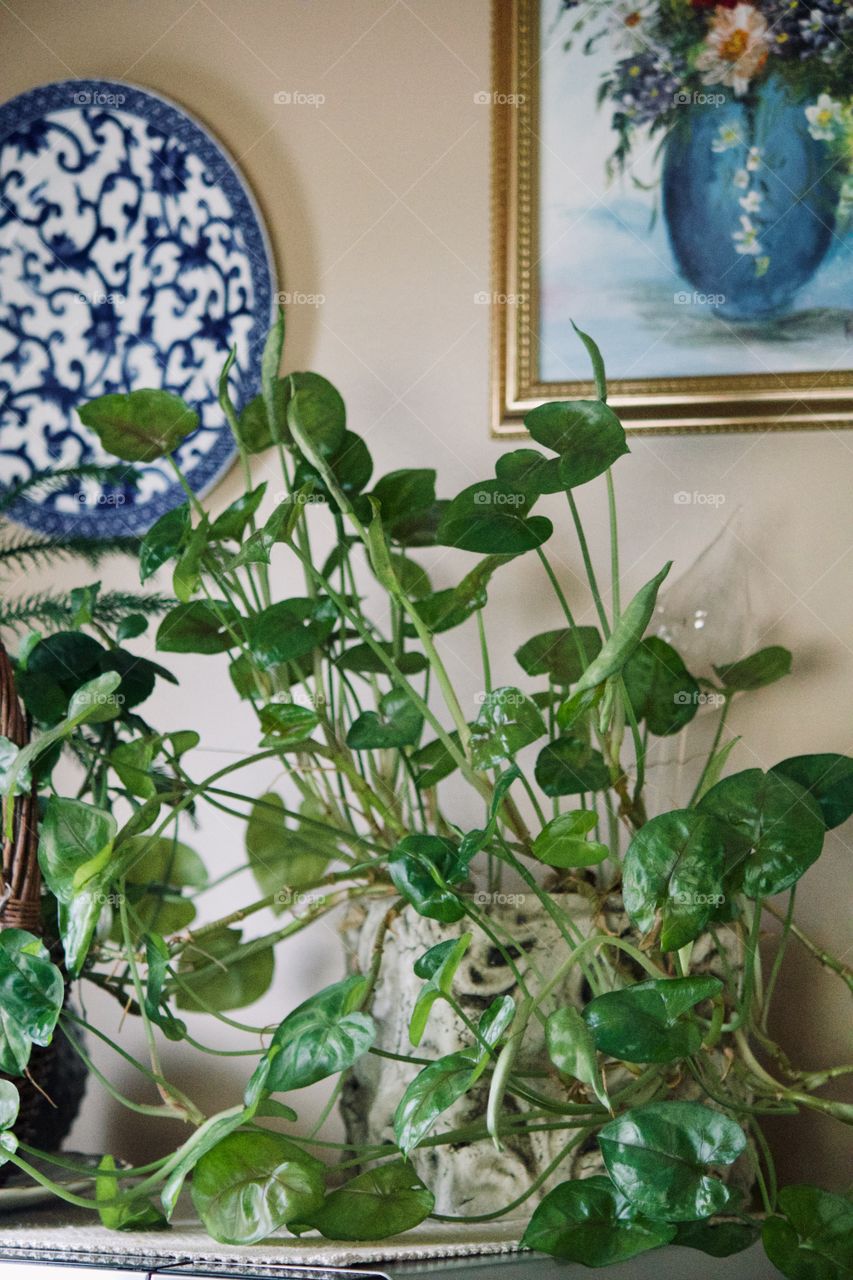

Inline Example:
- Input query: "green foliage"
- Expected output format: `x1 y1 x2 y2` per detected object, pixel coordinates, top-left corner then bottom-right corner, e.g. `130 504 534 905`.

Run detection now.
0 930 64 1075
78 388 198 462
250 976 375 1094
522 1176 675 1266
762 1185 853 1279
301 1159 434 1241
583 976 722 1063
4 313 847 1260
190 1130 325 1244
598 1102 747 1221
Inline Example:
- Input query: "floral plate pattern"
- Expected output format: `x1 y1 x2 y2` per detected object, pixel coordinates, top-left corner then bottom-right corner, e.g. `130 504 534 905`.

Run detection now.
0 79 275 538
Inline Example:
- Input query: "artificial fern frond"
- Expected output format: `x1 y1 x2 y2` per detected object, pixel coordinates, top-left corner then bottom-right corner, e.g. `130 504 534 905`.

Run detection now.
0 534 140 575
0 464 139 516
0 590 175 632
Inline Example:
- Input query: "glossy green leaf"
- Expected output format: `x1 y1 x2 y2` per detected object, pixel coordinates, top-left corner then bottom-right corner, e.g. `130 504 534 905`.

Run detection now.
248 597 335 667
477 995 516 1054
160 1107 254 1219
172 517 209 602
109 738 157 800
598 1101 747 1221
545 1006 608 1108
301 1159 433 1242
388 834 466 923
0 1080 19 1131
532 810 607 868
156 601 241 655
209 483 267 541
699 769 826 899
409 934 472 1047
534 737 610 796
622 809 730 951
394 1049 479 1155
78 388 198 462
762 1185 853 1280
0 930 64 1075
572 321 608 401
0 738 31 796
246 792 332 908
191 1130 325 1245
139 503 190 582
469 686 546 770
523 399 628 486
674 1219 760 1257
347 689 423 750
39 796 117 975
296 429 372 503
411 732 464 789
175 928 274 1013
259 975 376 1093
583 976 721 1064
257 701 319 747
561 564 672 715
494 448 562 496
371 469 437 538
623 637 700 736
515 627 602 687
335 642 427 676
770 754 853 830
521 1175 675 1265
284 372 346 457
96 1154 167 1231
436 480 552 555
714 645 792 693
411 555 514 634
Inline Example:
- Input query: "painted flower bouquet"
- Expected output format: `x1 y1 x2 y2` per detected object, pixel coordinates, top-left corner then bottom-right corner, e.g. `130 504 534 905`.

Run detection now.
561 0 853 308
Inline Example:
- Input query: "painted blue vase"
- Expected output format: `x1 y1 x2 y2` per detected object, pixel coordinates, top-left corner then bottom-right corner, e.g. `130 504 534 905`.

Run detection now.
662 76 842 320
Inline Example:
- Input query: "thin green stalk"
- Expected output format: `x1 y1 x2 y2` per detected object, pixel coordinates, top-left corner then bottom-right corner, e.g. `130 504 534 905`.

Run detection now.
566 491 610 637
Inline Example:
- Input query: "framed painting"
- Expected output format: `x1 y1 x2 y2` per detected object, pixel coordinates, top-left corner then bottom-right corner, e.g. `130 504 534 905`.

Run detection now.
491 0 853 434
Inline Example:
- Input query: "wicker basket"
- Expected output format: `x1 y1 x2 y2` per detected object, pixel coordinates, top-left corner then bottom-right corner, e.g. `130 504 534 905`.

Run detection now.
0 641 87 1173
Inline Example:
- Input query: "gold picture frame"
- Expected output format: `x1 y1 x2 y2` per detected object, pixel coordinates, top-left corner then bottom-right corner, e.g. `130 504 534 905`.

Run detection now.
490 0 853 436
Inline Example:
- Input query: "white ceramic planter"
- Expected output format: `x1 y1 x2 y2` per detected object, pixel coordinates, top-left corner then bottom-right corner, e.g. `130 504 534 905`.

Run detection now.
341 890 749 1217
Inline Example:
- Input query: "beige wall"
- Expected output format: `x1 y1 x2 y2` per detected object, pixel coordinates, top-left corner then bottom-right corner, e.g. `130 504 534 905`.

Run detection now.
1 0 850 1188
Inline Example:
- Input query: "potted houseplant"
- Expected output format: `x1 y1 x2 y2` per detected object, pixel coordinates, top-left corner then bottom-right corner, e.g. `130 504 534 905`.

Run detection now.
0 314 849 1276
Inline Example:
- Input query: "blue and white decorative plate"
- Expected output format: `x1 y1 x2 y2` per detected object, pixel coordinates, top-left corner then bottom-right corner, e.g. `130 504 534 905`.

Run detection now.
0 79 275 538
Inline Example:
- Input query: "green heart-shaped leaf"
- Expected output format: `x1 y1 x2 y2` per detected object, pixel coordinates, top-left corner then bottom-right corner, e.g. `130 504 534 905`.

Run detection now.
532 810 607 868
534 737 610 796
770 754 853 830
699 769 825 899
394 1049 480 1155
521 1175 675 1265
248 598 335 667
258 976 376 1093
762 1185 853 1280
388 834 466 923
623 637 700 737
0 930 64 1075
437 480 552 555
583 976 722 1063
156 601 241 655
191 1130 325 1245
515 627 602 687
622 810 730 951
545 1007 608 1108
347 689 424 750
523 399 628 487
78 388 198 462
303 1160 434 1241
470 686 546 770
714 645 791 692
598 1101 746 1221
